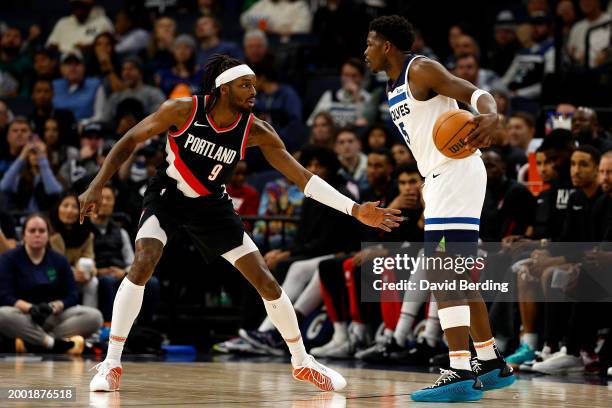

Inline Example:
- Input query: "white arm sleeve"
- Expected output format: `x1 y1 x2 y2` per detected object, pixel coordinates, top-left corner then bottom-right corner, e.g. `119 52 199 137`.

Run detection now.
303 175 356 216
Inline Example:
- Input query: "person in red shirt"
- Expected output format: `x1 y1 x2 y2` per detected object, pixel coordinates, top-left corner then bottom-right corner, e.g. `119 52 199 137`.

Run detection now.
226 160 260 229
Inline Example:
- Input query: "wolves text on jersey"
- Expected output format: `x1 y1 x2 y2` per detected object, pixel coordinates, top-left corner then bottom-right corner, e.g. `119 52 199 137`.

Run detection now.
184 133 237 164
390 103 410 122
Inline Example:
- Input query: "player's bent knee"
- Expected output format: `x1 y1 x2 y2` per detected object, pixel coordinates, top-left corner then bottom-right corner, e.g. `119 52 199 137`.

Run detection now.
259 278 282 301
130 239 164 285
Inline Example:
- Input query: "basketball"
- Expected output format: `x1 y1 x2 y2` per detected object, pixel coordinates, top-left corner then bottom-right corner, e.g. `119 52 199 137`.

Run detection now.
432 109 478 159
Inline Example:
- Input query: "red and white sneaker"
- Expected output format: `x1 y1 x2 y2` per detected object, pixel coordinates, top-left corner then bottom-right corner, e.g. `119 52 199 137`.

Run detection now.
292 355 347 391
90 360 122 392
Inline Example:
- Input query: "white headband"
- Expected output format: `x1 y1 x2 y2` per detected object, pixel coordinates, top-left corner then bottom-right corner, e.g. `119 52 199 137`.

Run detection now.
215 64 255 88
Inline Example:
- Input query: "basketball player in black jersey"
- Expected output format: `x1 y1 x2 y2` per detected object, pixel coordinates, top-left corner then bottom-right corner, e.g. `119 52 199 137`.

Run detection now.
82 54 402 393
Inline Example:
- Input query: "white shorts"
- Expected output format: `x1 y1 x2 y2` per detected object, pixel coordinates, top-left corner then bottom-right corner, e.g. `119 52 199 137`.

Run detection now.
421 155 486 232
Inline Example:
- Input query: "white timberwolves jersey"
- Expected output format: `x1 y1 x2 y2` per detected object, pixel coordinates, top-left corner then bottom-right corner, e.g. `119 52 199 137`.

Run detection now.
387 55 477 177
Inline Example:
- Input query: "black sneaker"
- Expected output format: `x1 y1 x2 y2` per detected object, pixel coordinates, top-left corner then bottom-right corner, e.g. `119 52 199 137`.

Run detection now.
238 329 286 356
355 337 407 363
471 356 516 391
411 368 484 402
399 340 438 366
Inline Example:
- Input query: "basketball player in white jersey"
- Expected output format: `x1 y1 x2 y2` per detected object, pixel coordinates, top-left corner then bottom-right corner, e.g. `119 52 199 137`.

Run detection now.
364 16 515 402
82 54 403 393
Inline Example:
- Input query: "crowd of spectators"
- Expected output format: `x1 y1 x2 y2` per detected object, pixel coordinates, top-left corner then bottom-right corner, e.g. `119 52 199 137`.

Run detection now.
0 0 611 378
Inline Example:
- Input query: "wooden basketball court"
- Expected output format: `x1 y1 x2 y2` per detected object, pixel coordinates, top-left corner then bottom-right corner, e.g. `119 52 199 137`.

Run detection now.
2 356 612 407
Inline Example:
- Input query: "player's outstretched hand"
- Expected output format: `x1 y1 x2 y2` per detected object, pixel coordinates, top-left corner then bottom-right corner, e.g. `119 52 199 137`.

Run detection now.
78 186 102 224
465 112 498 149
354 201 403 232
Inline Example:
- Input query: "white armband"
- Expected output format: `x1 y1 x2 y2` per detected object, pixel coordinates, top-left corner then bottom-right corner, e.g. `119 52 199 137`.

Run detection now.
470 89 491 114
304 175 356 216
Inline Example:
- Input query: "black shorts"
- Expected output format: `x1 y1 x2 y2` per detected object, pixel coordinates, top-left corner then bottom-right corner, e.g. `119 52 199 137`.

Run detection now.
137 180 246 262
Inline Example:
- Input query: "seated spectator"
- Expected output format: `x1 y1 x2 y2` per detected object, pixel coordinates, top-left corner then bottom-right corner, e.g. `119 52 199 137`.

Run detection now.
195 16 243 69
501 13 554 111
240 0 312 36
0 214 103 354
155 35 203 97
454 53 504 94
0 117 30 177
556 0 578 46
362 123 393 154
52 50 105 122
57 122 105 190
93 185 159 325
308 58 371 127
411 29 439 61
571 106 612 152
29 78 77 145
335 127 368 194
490 113 527 180
0 137 63 212
391 142 415 166
42 118 79 174
507 112 539 154
487 10 521 76
243 29 270 67
146 16 177 73
226 161 260 228
445 33 480 71
567 0 611 67
102 56 165 125
0 26 34 96
32 47 59 81
480 148 536 241
49 193 98 308
113 9 150 56
86 32 124 94
308 111 336 149
46 0 114 54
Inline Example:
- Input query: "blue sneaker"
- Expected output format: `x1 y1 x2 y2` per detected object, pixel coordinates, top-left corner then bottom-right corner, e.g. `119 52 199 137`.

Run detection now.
471 357 516 391
411 368 483 402
506 343 536 365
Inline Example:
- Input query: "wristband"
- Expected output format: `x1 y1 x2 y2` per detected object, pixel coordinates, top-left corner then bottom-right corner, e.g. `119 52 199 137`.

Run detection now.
470 89 490 114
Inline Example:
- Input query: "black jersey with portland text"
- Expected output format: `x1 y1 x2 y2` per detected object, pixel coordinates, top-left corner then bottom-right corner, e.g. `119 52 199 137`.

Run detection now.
165 94 254 198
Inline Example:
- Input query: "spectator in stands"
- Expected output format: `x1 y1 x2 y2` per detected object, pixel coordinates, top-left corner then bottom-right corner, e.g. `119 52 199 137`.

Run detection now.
29 78 76 145
480 148 536 241
571 106 612 152
545 102 576 134
32 48 59 82
226 160 260 228
243 29 269 67
49 193 98 308
487 10 521 76
0 26 33 97
444 23 469 70
0 116 29 177
93 185 159 325
46 0 114 54
102 56 165 125
113 9 150 56
194 16 243 69
253 56 302 147
556 0 578 45
241 0 312 36
391 142 415 166
362 123 392 154
52 50 105 122
491 114 528 180
155 35 202 97
454 53 503 94
57 122 104 190
308 111 336 149
308 58 371 127
446 34 480 71
507 112 538 154
0 214 102 354
42 117 79 174
501 12 554 111
567 0 611 68
311 0 369 69
146 16 176 74
0 136 62 212
411 29 439 61
335 127 368 193
86 32 123 94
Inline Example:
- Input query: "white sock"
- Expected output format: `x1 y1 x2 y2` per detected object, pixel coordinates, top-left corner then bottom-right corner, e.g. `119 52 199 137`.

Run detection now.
44 335 54 349
258 317 274 332
350 322 367 342
331 322 348 342
262 290 308 367
449 350 472 371
523 332 538 349
394 311 417 347
421 301 441 348
106 278 144 363
474 337 498 361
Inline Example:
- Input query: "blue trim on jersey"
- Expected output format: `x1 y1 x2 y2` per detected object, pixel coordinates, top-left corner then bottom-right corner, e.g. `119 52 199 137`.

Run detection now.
424 217 480 225
388 92 407 107
387 54 417 92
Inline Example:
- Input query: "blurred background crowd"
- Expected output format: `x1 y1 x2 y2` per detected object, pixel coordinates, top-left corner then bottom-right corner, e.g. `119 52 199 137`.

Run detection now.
0 0 611 377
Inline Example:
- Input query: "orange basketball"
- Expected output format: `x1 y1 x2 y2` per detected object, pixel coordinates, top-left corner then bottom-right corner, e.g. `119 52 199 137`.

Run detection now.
432 109 477 159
